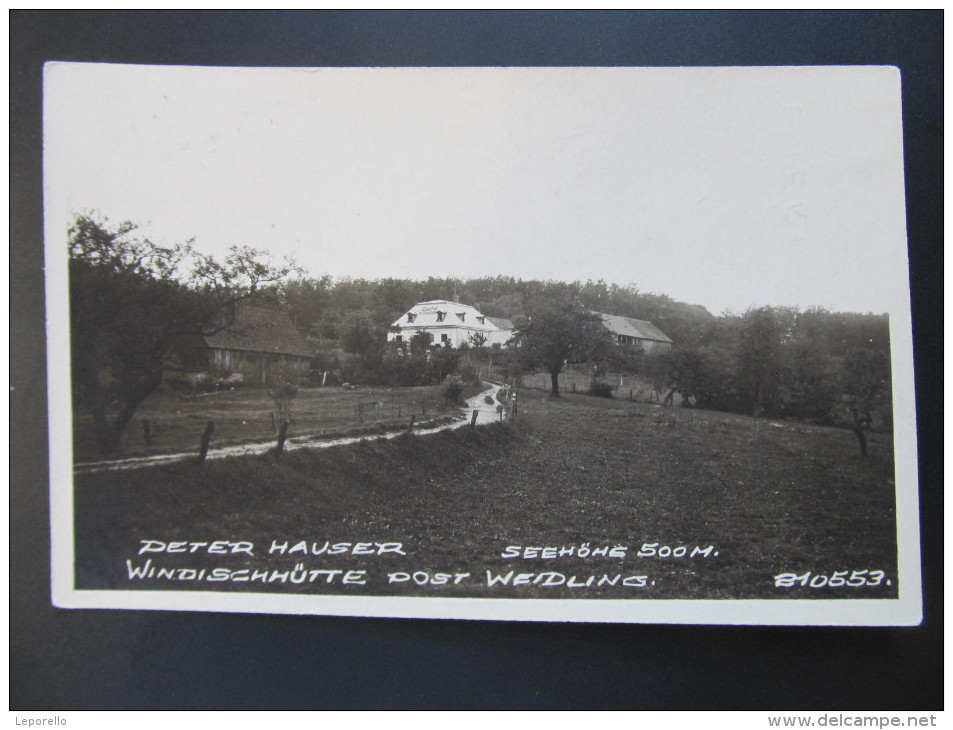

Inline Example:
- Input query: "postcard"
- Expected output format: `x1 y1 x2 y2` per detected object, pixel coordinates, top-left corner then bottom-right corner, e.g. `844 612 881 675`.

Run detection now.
45 64 920 624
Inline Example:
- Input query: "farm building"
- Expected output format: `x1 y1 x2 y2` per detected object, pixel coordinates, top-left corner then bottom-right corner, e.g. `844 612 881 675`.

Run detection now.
596 312 673 352
388 300 514 349
167 305 313 387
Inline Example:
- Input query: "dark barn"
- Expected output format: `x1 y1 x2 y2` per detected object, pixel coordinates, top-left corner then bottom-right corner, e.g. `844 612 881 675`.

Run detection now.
168 305 313 387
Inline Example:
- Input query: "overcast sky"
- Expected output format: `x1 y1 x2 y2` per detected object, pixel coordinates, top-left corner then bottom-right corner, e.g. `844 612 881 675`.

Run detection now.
44 63 909 316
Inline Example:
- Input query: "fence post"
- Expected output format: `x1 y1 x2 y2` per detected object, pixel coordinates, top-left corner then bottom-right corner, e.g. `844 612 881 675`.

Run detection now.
407 414 416 432
512 393 518 417
629 389 633 401
572 382 576 393
142 419 153 447
422 398 427 416
275 420 289 457
470 410 479 428
197 420 215 463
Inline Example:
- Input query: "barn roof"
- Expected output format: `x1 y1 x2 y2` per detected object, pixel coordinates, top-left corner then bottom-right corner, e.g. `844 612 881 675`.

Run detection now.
597 312 673 344
203 305 313 358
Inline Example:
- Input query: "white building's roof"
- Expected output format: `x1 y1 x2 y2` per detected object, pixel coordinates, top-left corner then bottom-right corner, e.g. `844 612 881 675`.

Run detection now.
390 300 510 332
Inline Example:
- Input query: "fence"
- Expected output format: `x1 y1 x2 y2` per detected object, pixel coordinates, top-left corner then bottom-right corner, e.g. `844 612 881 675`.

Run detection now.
74 383 469 463
520 369 661 403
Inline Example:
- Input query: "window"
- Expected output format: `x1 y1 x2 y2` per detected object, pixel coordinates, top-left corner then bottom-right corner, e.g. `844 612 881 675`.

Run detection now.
436 311 446 322
406 313 416 323
476 316 485 324
395 335 402 342
456 312 466 321
441 333 449 343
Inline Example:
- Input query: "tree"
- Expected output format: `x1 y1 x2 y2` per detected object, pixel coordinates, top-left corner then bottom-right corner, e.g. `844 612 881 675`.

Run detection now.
839 347 892 456
647 346 727 408
340 310 385 366
467 331 488 350
269 367 299 425
409 330 434 356
277 275 333 336
510 295 615 396
69 214 296 455
428 346 461 384
779 341 840 420
734 306 793 415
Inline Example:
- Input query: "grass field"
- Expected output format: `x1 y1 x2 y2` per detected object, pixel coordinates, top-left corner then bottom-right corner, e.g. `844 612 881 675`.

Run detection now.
73 388 899 600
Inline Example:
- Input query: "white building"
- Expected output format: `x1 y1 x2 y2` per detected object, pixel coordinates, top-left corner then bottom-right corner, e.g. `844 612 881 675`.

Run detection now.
388 300 514 349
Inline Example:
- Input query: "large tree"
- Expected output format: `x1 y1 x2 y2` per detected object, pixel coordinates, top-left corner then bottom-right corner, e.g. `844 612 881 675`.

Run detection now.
69 214 296 455
647 345 729 408
839 347 892 456
733 306 795 415
340 310 386 365
276 274 333 335
510 295 615 396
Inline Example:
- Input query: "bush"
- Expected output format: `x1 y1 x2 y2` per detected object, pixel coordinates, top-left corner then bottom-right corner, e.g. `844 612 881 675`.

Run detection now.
456 363 482 387
441 374 467 405
427 347 461 382
588 380 615 398
311 349 342 373
269 381 299 422
330 344 487 389
377 354 430 387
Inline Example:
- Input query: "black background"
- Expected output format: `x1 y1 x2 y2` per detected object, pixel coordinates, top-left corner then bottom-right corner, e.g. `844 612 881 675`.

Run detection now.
10 11 942 710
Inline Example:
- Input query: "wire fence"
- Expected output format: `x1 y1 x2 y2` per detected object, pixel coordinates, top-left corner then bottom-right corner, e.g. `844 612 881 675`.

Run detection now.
519 370 661 402
75 384 469 462
75 372 663 462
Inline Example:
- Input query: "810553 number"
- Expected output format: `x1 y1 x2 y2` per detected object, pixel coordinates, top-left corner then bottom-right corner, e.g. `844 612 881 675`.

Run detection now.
773 570 889 588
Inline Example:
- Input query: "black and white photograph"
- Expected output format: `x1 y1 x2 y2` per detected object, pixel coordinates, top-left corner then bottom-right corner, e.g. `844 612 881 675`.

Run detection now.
12 10 944 716
43 62 921 626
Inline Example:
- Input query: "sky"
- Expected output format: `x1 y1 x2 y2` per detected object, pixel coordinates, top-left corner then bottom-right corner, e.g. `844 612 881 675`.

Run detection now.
44 63 909 316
